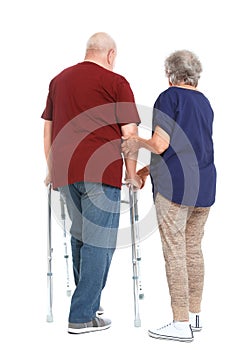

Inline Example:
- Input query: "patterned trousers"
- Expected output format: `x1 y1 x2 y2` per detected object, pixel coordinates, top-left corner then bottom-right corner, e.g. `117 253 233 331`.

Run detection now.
155 193 210 321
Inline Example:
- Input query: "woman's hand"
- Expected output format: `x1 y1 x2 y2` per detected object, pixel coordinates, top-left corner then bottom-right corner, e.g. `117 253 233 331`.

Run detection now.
136 166 150 189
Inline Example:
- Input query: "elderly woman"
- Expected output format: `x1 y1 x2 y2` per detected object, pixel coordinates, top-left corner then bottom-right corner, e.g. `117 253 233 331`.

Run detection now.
122 50 216 342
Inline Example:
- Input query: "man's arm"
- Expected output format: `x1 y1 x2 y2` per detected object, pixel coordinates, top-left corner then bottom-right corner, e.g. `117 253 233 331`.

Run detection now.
44 120 53 185
121 123 142 188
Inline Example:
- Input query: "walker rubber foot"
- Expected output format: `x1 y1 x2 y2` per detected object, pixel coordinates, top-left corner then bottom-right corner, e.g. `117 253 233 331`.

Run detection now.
134 319 141 327
139 293 144 300
46 314 53 323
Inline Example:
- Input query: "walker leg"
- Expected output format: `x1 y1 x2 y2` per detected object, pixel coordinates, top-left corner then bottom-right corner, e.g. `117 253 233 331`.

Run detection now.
60 194 72 297
133 191 144 300
129 185 142 327
46 184 53 322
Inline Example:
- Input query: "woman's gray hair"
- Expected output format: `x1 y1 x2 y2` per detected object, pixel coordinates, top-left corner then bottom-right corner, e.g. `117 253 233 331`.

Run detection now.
164 50 202 87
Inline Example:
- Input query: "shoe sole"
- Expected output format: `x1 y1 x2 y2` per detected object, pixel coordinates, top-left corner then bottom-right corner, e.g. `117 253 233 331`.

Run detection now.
191 327 202 332
68 324 111 334
148 330 194 342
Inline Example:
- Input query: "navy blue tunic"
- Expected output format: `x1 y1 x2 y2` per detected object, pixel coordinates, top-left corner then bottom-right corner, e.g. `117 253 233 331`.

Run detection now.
150 87 216 207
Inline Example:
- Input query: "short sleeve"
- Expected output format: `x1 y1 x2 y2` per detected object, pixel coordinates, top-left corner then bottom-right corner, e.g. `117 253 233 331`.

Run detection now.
115 80 141 126
152 92 175 136
41 84 53 121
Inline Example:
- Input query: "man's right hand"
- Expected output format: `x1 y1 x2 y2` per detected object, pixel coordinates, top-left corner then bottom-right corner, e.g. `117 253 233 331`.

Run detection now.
125 173 142 190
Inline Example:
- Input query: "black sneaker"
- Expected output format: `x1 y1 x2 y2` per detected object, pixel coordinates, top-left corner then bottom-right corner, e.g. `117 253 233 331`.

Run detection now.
68 316 111 334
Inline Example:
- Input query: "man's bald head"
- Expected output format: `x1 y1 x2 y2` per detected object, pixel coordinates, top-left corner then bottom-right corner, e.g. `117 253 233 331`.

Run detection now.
86 32 117 52
84 32 117 71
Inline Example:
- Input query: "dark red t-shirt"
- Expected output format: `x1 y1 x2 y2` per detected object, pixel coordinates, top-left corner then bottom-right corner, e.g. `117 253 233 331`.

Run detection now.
41 61 140 188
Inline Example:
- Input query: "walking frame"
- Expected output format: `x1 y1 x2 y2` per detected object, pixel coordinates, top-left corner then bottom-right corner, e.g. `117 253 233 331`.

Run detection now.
128 184 144 327
46 184 53 322
46 184 71 323
46 183 144 327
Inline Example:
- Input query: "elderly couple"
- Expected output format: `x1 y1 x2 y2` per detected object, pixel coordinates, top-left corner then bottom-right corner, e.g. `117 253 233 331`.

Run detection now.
42 32 216 343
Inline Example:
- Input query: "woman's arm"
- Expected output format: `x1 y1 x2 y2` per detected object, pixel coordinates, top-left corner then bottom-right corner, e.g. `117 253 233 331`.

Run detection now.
122 125 170 156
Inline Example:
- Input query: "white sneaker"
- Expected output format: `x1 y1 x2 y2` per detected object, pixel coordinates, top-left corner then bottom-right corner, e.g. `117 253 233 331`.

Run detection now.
189 312 202 332
148 321 194 342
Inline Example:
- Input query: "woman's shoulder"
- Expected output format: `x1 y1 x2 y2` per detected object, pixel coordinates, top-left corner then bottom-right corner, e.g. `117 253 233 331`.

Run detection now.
154 87 179 108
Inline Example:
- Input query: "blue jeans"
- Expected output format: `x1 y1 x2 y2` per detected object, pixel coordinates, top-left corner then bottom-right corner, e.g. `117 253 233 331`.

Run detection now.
59 182 121 323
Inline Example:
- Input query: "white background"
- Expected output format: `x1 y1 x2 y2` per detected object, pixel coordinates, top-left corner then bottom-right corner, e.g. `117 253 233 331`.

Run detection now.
1 0 245 349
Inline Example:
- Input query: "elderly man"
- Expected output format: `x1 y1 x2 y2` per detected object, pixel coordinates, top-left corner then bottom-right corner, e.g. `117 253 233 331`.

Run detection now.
42 32 141 334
